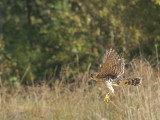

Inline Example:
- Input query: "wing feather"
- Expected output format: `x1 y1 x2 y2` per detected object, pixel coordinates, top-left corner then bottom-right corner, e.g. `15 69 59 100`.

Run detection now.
97 49 125 78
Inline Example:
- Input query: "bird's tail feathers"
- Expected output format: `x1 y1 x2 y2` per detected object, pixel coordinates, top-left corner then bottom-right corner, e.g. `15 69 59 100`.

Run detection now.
118 78 142 86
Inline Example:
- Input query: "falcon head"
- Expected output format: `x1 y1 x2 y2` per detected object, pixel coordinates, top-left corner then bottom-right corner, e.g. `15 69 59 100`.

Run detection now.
90 73 103 82
90 73 97 79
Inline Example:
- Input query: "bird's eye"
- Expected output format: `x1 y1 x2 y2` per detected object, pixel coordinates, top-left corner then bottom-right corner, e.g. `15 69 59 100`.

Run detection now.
90 74 94 78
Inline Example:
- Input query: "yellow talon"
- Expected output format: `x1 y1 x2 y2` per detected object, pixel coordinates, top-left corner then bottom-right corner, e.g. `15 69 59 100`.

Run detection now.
104 94 110 103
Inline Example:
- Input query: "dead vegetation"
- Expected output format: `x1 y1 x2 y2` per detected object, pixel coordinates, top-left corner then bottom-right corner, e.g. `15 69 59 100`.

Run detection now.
0 59 160 120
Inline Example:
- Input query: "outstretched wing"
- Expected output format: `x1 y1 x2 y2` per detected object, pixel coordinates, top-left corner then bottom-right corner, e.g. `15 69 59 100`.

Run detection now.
98 49 125 78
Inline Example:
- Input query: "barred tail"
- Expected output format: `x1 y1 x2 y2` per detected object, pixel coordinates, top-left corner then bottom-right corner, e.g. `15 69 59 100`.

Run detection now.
118 78 142 86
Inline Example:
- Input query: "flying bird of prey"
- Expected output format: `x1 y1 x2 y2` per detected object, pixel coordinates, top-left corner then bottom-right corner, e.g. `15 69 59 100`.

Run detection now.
91 48 142 103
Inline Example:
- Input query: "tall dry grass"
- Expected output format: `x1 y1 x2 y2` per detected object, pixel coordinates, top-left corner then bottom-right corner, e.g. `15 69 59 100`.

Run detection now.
0 59 160 120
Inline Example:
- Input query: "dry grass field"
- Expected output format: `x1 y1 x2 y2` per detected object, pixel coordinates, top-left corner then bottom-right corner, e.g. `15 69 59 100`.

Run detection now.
0 59 160 120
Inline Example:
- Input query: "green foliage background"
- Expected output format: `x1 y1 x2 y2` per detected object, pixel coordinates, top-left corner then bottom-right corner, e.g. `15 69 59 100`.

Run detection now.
0 0 160 84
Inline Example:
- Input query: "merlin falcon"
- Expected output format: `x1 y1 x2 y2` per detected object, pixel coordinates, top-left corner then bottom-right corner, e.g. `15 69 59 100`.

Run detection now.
91 48 142 103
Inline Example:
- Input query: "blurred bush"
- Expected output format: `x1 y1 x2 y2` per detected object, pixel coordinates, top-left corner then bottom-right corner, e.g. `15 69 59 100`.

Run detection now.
0 0 159 84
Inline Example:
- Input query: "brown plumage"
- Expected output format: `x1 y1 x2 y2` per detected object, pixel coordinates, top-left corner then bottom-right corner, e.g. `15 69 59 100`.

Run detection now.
116 78 142 86
91 48 142 100
97 48 124 79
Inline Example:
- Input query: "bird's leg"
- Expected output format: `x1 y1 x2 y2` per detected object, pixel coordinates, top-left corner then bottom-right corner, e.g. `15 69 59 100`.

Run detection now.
105 81 114 94
104 93 110 103
104 81 114 103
